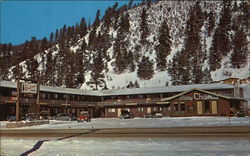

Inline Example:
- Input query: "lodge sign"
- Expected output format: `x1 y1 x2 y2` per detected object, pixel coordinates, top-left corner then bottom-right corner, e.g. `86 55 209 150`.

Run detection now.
179 93 219 101
21 82 37 94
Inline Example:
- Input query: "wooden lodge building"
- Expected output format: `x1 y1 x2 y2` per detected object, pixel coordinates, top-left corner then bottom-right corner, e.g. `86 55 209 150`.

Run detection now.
0 80 247 120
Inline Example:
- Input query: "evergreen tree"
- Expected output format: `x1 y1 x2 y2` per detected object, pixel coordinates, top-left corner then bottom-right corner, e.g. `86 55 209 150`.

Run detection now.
79 17 88 38
113 14 131 73
87 53 105 90
209 26 223 71
134 80 140 88
93 10 101 29
128 0 134 9
55 29 59 42
202 68 212 83
127 51 136 72
50 32 54 43
102 83 109 90
207 11 215 36
126 81 135 88
26 57 39 80
231 26 248 68
171 2 205 84
140 8 149 44
11 64 24 80
137 56 154 80
155 19 172 71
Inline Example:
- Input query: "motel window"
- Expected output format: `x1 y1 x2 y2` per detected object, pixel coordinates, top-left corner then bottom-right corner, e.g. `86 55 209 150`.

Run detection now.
126 95 130 99
41 93 46 99
138 95 143 99
108 108 116 113
174 104 179 111
9 107 15 114
138 107 144 112
180 104 185 111
205 100 210 113
63 94 67 100
47 94 51 99
54 94 58 99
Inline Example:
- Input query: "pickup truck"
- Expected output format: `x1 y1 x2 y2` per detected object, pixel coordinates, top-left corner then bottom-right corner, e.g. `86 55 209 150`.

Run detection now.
77 111 91 122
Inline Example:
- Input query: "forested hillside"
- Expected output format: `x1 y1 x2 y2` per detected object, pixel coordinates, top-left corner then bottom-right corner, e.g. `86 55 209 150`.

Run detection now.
0 0 249 90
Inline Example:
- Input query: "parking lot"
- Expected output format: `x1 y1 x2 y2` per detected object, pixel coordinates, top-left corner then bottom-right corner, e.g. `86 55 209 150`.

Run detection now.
1 116 250 130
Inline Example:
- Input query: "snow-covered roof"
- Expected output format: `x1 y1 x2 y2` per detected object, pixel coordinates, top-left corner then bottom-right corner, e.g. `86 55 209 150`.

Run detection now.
0 80 235 97
161 88 245 101
0 80 97 96
93 83 235 96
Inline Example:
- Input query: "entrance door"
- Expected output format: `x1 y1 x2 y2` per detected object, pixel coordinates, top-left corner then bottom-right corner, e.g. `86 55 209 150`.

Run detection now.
117 108 121 117
211 101 218 114
147 107 151 113
197 101 203 115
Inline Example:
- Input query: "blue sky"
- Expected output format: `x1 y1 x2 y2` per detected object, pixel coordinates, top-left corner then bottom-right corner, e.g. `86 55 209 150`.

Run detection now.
1 1 131 45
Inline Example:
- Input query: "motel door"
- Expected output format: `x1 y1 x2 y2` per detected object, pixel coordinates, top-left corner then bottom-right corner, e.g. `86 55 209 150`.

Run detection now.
211 101 218 114
197 101 203 115
147 107 151 113
117 108 121 117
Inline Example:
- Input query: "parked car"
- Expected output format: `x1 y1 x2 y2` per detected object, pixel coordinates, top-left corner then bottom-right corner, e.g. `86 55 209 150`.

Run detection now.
51 113 73 121
77 111 91 122
152 111 165 118
235 111 245 117
120 110 134 119
6 115 17 122
144 113 153 118
6 114 34 122
23 114 35 121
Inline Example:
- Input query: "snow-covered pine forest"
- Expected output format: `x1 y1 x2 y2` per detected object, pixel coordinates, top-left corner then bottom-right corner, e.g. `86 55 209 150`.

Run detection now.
0 0 249 90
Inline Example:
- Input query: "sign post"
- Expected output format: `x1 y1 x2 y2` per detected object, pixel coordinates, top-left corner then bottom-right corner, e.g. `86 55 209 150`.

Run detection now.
15 78 40 121
16 79 20 122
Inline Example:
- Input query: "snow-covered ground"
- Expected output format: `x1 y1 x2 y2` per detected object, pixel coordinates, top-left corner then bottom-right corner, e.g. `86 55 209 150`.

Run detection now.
1 117 250 130
1 117 250 156
1 137 250 156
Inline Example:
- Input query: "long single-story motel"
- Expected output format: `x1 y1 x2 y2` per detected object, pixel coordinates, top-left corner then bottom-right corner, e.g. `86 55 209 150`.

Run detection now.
0 80 247 120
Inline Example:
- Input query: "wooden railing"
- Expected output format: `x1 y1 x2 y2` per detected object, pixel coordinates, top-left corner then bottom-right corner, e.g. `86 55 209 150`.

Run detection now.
0 96 162 107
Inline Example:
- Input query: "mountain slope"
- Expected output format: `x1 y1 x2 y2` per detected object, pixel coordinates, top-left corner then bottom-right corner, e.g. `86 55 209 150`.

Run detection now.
2 1 249 90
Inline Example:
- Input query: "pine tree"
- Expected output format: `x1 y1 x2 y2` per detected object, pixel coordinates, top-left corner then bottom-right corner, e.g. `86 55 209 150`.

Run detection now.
155 19 172 71
50 32 54 42
137 56 154 80
26 57 39 80
216 0 232 57
126 81 135 88
134 80 140 88
140 8 149 44
113 14 130 74
55 29 59 42
11 64 24 80
87 53 105 90
128 0 134 9
207 11 215 37
79 17 87 38
202 68 212 83
231 26 248 68
171 2 205 84
93 10 101 29
209 26 223 71
127 51 136 72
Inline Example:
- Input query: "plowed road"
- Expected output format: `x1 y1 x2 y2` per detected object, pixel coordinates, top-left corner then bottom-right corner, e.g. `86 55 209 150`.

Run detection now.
1 126 250 138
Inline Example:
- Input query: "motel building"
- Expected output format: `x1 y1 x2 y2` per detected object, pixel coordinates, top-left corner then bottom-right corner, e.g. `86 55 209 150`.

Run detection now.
0 80 247 120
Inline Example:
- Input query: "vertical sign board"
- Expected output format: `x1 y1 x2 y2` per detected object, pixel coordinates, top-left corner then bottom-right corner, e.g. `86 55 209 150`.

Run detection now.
211 101 218 114
21 82 37 94
197 101 203 115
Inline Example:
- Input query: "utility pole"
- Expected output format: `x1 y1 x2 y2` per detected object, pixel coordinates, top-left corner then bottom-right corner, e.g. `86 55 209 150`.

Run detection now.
16 79 20 122
36 80 40 119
